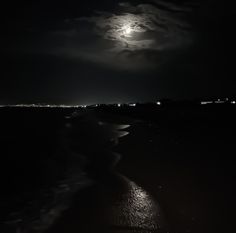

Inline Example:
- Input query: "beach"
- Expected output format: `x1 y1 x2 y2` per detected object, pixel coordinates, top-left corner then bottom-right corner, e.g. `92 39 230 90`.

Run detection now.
0 104 235 233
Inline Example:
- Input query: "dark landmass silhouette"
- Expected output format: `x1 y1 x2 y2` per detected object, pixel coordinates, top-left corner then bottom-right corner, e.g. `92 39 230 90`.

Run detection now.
0 101 235 233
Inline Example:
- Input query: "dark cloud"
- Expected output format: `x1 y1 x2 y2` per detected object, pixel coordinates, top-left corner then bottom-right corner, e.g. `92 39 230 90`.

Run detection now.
34 1 195 71
1 0 234 104
151 0 197 13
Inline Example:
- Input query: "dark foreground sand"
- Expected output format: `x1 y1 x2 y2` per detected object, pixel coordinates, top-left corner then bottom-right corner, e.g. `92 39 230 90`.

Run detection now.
0 104 235 233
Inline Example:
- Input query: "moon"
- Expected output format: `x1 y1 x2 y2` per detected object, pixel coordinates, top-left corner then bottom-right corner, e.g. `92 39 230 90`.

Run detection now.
125 26 131 35
95 13 155 50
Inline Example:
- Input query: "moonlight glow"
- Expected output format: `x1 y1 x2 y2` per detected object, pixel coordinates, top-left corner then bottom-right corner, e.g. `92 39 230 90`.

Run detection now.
63 3 193 69
92 13 154 50
124 25 132 36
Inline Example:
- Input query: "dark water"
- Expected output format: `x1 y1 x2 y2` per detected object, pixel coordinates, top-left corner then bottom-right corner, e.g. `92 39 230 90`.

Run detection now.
0 105 235 233
46 172 166 233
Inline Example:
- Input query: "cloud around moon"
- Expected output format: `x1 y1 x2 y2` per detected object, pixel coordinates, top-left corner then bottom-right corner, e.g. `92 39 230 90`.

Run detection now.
39 1 196 70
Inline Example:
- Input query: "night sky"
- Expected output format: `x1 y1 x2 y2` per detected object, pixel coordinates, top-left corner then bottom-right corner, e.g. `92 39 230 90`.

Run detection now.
1 0 234 105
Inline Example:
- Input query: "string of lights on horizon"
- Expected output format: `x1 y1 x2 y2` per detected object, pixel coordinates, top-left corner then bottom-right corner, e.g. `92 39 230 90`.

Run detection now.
0 98 235 109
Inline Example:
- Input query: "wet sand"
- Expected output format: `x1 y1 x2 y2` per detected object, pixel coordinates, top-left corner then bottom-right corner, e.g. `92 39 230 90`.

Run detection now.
46 172 166 233
0 105 235 233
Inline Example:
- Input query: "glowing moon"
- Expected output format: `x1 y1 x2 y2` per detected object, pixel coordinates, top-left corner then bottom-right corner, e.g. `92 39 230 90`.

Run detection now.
122 25 133 37
125 27 131 35
93 13 155 49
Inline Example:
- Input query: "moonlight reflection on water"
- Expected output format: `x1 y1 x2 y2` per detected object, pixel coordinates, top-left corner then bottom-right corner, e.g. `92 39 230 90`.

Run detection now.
109 176 163 230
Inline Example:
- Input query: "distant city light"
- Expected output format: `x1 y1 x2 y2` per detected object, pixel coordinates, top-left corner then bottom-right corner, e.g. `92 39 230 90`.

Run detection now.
129 103 136 107
215 100 225 104
0 104 79 108
231 101 236 104
118 103 121 107
201 101 213 105
156 101 161 106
